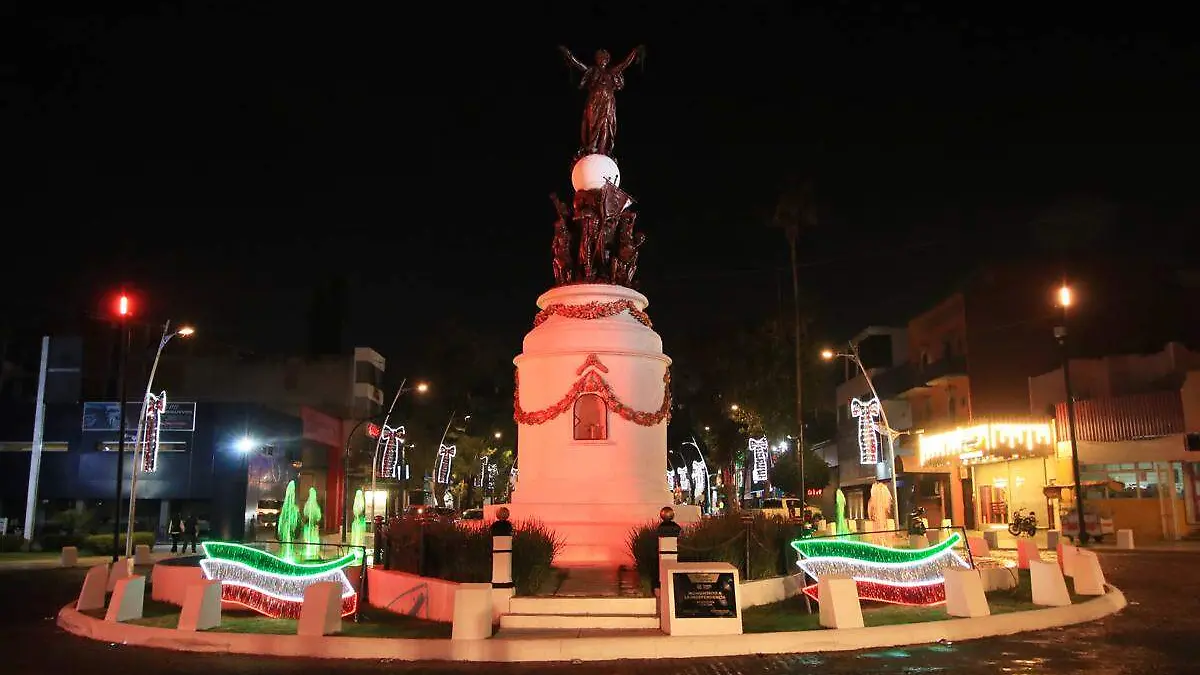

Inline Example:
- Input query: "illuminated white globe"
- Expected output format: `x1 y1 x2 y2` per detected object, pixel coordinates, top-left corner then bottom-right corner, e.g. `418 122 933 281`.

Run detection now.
571 154 621 192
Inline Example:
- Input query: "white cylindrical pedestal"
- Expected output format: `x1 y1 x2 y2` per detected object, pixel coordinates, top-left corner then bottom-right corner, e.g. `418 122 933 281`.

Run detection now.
498 284 673 565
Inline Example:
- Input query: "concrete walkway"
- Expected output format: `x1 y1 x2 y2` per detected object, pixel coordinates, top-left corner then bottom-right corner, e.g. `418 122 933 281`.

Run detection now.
547 567 644 598
0 550 183 571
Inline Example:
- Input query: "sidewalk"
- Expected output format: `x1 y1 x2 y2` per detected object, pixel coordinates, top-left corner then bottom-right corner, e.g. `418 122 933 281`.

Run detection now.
0 550 184 571
965 528 1200 552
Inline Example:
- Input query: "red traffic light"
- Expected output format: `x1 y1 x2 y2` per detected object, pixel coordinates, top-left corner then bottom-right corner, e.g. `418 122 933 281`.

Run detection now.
112 293 133 318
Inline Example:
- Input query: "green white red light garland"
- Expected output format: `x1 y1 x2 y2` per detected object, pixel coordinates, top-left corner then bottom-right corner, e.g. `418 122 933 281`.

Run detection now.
791 532 970 606
199 542 358 619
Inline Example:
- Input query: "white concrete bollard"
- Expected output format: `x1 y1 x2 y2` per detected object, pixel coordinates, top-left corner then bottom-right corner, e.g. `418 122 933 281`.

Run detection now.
76 564 109 612
846 519 858 533
134 544 153 566
297 581 342 636
60 546 79 567
452 583 495 640
1046 530 1061 551
827 522 839 536
944 568 990 618
817 574 864 629
909 534 930 549
1060 544 1079 577
490 507 515 620
106 556 132 591
967 536 990 558
926 529 942 545
1072 550 1107 596
856 518 870 533
1029 560 1072 607
177 580 222 631
1116 529 1135 549
885 518 896 531
1016 538 1041 569
941 519 952 529
105 575 146 622
983 530 1000 550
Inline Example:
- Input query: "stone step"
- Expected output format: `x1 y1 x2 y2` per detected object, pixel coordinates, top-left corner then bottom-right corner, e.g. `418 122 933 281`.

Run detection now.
509 596 657 616
499 613 660 630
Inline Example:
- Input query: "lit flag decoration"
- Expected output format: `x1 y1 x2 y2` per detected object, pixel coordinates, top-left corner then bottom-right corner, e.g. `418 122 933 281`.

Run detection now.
791 532 970 606
486 461 498 493
434 444 456 485
140 391 168 473
199 542 358 619
691 460 706 503
749 437 769 483
667 470 676 491
851 397 882 464
475 456 490 488
676 466 690 492
376 425 405 479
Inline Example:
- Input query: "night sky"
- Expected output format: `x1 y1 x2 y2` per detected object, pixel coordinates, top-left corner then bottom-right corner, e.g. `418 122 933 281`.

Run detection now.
4 3 1197 376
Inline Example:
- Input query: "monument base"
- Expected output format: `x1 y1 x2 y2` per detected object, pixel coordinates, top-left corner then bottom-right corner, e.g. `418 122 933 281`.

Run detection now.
486 501 678 566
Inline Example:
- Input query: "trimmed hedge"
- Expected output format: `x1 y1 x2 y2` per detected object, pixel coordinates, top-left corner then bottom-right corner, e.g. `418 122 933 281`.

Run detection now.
384 518 563 595
83 532 157 556
627 515 804 591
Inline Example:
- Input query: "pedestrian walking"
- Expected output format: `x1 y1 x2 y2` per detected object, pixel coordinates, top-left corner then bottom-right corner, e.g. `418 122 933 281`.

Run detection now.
168 515 184 553
183 513 199 554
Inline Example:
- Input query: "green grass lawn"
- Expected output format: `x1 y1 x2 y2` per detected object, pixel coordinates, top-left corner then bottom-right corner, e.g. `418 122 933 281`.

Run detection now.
84 595 451 639
0 551 62 561
742 569 1089 633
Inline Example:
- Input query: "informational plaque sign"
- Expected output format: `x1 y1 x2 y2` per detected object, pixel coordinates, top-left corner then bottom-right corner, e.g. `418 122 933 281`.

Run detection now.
672 571 738 619
659 561 743 636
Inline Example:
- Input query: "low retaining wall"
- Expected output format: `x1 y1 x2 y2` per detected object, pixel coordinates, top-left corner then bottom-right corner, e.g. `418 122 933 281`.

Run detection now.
151 564 205 606
57 585 1126 662
367 567 459 623
739 573 806 608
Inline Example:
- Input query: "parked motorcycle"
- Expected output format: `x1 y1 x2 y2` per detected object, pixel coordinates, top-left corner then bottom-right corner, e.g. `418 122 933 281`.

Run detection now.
1008 509 1038 537
907 506 928 536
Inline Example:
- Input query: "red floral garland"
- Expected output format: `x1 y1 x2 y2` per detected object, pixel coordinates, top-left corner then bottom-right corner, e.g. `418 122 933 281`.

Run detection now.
533 299 653 329
514 354 672 427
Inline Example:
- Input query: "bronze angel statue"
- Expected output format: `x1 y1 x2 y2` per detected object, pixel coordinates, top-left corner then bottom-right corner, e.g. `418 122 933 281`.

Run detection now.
558 44 645 157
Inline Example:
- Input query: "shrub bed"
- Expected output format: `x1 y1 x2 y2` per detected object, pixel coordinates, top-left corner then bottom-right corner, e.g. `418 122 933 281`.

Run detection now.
628 515 803 591
82 532 157 556
383 518 563 596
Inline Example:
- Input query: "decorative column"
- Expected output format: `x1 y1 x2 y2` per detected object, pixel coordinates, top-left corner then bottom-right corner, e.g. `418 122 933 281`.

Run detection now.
654 506 682 593
490 507 515 618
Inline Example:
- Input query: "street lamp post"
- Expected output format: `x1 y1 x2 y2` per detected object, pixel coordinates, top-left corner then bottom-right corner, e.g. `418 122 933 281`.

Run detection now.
111 294 132 562
821 344 901 530
125 321 195 558
1055 285 1089 545
340 380 428 542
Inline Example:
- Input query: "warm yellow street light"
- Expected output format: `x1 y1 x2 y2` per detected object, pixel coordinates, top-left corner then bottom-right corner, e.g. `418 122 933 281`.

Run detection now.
415 382 430 393
704 425 710 432
1058 285 1072 308
177 326 196 337
729 404 739 412
494 431 502 439
819 348 834 360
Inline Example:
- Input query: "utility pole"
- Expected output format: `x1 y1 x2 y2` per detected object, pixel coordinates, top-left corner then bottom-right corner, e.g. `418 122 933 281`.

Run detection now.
23 337 50 543
773 180 816 505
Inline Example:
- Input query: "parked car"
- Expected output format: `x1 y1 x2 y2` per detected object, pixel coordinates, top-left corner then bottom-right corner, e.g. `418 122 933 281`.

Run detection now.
458 508 484 521
751 497 823 522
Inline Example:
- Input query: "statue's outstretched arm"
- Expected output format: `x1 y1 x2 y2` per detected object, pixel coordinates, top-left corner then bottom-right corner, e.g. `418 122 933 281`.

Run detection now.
558 45 588 73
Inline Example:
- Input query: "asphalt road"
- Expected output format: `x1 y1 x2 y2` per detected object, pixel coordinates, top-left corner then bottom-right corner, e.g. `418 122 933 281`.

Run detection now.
3 550 1196 674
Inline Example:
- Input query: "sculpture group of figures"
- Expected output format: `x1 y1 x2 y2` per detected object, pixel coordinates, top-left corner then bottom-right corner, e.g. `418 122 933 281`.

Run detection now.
551 181 645 288
552 43 648 288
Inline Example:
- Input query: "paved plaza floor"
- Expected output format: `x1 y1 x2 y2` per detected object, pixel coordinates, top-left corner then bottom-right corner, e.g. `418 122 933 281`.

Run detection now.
3 549 1195 674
